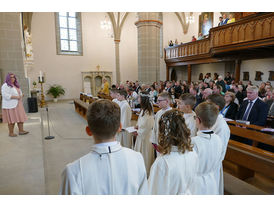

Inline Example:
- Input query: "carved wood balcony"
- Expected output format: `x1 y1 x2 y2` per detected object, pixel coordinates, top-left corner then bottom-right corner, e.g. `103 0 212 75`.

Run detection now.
165 12 274 65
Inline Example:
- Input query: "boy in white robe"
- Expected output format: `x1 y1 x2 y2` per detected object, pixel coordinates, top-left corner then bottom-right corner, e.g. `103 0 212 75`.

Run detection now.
59 99 148 195
148 109 198 195
134 92 155 176
150 92 172 154
191 102 223 195
177 93 197 137
110 88 120 106
116 89 132 148
207 94 230 195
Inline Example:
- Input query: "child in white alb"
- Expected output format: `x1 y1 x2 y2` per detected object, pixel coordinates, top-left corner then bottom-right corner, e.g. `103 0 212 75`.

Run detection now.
150 92 172 155
177 93 197 137
191 102 223 195
59 99 147 195
148 109 198 195
116 89 132 148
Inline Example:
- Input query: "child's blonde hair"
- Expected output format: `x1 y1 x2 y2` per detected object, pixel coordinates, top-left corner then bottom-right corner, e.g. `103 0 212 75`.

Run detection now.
158 109 193 155
195 102 218 128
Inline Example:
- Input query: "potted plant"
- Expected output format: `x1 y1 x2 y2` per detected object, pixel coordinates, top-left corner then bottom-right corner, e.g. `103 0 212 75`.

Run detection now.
32 81 37 89
47 84 65 102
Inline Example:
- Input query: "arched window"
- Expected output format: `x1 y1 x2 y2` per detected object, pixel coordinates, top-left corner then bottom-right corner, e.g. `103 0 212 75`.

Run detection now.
55 12 83 55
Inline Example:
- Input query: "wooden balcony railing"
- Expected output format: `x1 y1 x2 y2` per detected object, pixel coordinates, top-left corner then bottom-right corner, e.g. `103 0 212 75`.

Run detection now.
165 38 210 59
165 12 274 63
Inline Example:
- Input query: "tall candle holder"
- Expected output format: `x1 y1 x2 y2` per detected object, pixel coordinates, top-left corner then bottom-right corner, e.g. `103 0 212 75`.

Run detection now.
38 76 46 108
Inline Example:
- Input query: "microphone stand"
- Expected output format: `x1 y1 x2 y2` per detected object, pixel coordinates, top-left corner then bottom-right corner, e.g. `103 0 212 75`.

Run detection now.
45 107 55 140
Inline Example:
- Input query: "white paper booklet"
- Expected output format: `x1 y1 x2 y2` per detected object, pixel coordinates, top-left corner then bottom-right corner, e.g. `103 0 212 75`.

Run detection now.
125 126 137 133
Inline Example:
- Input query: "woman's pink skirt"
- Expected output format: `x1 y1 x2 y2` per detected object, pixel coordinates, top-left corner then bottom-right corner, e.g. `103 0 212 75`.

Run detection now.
2 100 28 124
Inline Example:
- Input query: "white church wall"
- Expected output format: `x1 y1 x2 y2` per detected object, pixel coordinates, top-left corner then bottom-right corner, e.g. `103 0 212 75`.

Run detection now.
31 12 138 100
240 58 274 86
160 12 222 81
119 13 138 84
191 62 226 82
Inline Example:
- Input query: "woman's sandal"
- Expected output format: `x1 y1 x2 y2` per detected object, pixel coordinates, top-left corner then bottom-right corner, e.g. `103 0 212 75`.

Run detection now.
9 134 18 137
19 131 29 135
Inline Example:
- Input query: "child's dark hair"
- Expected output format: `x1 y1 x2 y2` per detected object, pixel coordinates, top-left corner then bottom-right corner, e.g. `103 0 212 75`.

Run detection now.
207 94 225 111
140 91 153 116
158 109 193 155
117 89 128 99
87 100 120 140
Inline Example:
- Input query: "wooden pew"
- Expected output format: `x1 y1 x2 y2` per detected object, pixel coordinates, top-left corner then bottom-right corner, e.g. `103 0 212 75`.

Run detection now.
224 172 267 195
74 93 99 119
74 98 89 120
97 93 113 100
224 120 274 180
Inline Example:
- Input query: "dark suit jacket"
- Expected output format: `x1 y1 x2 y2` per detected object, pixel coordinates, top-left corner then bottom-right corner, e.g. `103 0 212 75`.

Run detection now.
220 18 229 25
236 98 268 126
236 91 246 105
224 102 238 120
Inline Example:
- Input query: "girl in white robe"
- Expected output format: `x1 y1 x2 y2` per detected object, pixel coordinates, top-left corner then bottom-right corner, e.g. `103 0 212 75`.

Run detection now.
191 102 223 195
148 109 198 195
134 92 155 176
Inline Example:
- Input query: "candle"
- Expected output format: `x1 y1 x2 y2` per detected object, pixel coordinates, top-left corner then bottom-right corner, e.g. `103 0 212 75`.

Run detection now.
39 71 43 83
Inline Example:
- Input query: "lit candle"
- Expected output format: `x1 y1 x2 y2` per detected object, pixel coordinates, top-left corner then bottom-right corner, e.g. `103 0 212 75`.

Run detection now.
39 71 42 82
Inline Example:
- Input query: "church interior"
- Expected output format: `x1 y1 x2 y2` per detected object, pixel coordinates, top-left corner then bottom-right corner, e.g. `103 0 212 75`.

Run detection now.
0 9 274 196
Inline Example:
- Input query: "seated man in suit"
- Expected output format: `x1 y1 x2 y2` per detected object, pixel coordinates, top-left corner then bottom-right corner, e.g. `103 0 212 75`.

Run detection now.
236 86 268 126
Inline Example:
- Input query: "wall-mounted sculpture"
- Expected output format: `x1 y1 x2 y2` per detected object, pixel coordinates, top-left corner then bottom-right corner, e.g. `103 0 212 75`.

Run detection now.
255 71 263 81
269 71 274 81
199 73 203 80
243 72 249 81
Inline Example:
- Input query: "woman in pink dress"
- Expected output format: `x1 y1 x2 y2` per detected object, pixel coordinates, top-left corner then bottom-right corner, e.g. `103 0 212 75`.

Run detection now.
1 73 28 137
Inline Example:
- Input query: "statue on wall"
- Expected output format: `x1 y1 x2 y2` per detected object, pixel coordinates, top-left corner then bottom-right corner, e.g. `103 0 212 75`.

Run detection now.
269 71 274 81
255 71 263 81
199 73 203 81
23 26 34 60
243 72 249 81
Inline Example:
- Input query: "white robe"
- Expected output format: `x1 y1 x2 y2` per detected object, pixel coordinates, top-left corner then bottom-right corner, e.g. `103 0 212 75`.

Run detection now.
150 107 172 145
117 100 132 148
191 131 223 195
183 111 197 137
148 146 198 195
134 110 155 176
112 98 120 106
59 142 148 195
211 114 230 195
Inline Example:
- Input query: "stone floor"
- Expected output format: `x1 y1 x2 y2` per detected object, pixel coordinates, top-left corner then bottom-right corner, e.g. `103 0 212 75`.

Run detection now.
0 100 94 195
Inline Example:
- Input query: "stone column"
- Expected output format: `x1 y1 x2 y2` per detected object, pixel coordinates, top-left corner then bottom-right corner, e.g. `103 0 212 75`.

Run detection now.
114 40 121 84
0 12 29 110
135 12 162 84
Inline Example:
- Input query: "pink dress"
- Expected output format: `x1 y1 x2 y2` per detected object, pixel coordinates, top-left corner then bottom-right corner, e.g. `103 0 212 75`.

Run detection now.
2 87 28 124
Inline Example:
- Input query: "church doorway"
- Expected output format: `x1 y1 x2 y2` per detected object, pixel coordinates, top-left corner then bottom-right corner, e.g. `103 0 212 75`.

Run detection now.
171 69 177 81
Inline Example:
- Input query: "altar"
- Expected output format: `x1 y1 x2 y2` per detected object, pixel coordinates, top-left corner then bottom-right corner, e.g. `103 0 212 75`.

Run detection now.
81 70 112 96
